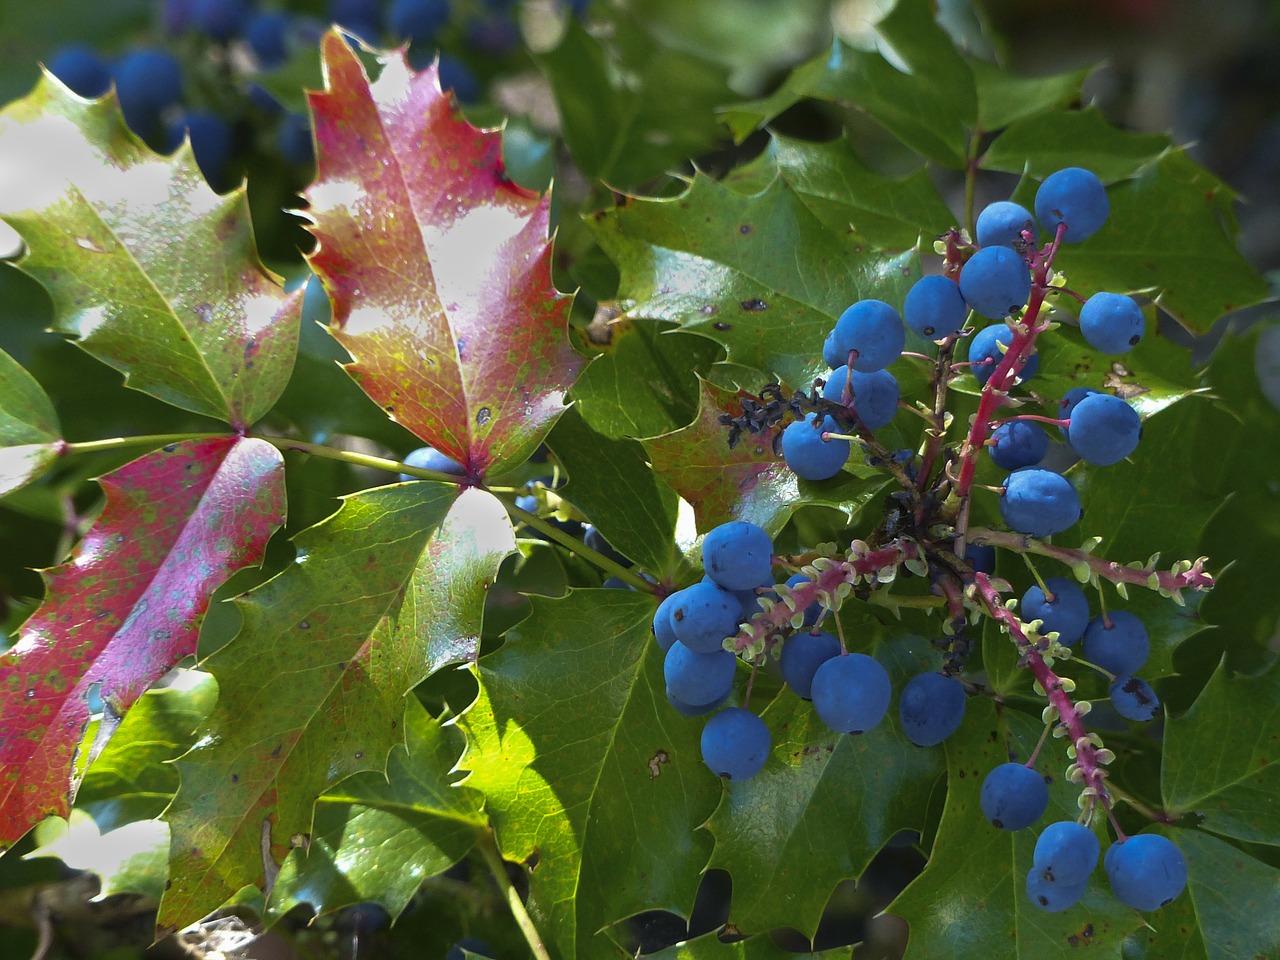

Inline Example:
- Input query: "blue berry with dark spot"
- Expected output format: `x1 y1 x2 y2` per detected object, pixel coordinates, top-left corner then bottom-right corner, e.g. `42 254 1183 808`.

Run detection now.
1036 167 1109 242
779 630 840 700
980 762 1049 830
701 707 770 780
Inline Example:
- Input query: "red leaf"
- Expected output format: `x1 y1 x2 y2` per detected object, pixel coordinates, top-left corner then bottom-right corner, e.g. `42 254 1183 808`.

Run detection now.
304 32 581 479
0 438 286 849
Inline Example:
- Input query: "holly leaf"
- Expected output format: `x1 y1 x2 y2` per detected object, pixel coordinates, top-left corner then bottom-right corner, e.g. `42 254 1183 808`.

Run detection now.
304 32 580 480
0 437 286 851
592 166 917 391
970 59 1090 132
457 590 722 960
705 638 945 936
1163 660 1280 846
1124 828 1280 960
159 485 515 931
643 380 890 536
0 345 61 497
889 700 1140 959
267 698 485 921
28 810 169 902
722 2 977 166
981 106 1170 183
0 75 301 428
647 930 853 958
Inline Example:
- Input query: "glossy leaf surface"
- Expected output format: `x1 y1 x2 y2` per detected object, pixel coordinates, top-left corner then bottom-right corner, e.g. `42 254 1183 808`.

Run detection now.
0 77 301 427
304 32 580 479
0 345 61 497
0 437 285 850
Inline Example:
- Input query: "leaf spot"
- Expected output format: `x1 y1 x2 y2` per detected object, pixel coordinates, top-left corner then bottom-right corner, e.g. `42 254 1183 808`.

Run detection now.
740 298 768 312
476 407 492 426
647 749 670 779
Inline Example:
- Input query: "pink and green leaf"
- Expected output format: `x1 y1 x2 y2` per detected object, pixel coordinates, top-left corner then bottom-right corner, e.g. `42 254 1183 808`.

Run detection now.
0 437 286 849
304 32 581 480
0 77 301 428
0 346 62 497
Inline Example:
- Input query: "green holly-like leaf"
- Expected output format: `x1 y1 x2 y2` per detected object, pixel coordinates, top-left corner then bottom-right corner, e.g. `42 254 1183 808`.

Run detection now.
547 407 690 580
0 76 301 428
1163 660 1280 846
722 3 977 166
591 164 918 390
647 930 853 958
722 134 955 251
267 698 485 921
457 590 722 960
705 638 945 936
76 670 218 833
1122 828 1280 960
0 345 61 497
0 438 286 851
159 485 515 931
970 59 1091 132
28 810 169 902
980 106 1171 183
304 32 581 480
643 380 891 536
889 700 1141 959
536 16 734 189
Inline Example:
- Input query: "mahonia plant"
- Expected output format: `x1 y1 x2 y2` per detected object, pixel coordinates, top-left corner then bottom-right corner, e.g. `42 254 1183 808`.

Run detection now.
0 2 1278 959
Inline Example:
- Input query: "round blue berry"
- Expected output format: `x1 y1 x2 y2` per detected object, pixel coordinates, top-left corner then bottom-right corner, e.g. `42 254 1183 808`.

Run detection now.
1021 577 1090 646
959 246 1032 320
701 707 771 780
47 45 112 98
1066 393 1141 466
702 521 773 591
669 580 741 654
390 0 452 43
652 593 680 653
903 275 968 340
1033 820 1100 886
779 630 840 700
969 324 1039 387
810 653 892 734
822 367 900 430
664 642 737 707
400 445 465 480
980 762 1049 830
988 420 1048 470
1080 292 1144 354
781 414 849 481
1083 610 1149 677
1110 674 1160 722
976 201 1036 248
1036 167 1109 242
832 300 906 372
1000 468 1081 537
1105 834 1187 910
1025 868 1086 913
898 672 967 746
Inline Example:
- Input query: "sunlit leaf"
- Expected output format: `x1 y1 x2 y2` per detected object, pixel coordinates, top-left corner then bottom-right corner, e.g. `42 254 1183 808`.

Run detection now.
0 345 61 497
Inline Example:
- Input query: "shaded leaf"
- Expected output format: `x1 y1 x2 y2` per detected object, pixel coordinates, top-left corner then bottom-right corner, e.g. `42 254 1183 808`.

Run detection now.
28 810 169 901
706 638 945 936
981 106 1170 182
1163 660 1280 846
0 345 61 497
722 3 977 166
0 76 301 427
458 590 721 960
643 380 890 536
970 59 1090 132
304 32 580 480
160 485 515 930
0 437 286 850
592 169 917 390
648 930 852 958
546 407 689 580
267 699 485 921
890 699 1140 958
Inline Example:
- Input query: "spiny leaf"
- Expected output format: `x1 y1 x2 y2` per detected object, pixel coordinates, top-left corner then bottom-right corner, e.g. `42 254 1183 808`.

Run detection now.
889 700 1140 959
643 380 890 536
591 168 917 390
303 31 580 480
647 929 853 958
0 437 285 851
0 345 61 497
28 810 169 902
1163 659 1280 846
457 590 721 960
970 59 1091 132
0 75 301 428
159 485 515 931
981 106 1171 183
267 698 485 922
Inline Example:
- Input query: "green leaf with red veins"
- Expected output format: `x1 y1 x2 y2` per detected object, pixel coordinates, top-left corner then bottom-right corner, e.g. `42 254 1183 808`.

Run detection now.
643 380 890 536
0 438 286 851
303 31 580 480
0 77 301 428
159 486 515 932
0 346 61 497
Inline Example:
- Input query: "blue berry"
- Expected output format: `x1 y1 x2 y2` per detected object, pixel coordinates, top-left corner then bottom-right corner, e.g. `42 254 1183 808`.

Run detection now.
331 0 382 38
114 49 184 139
832 300 906 372
1025 868 1086 912
47 45 112 98
779 630 840 700
965 543 996 574
1110 675 1160 722
1057 386 1101 439
439 54 481 104
191 0 251 41
1082 611 1149 677
1033 820 1100 885
702 521 773 591
1105 834 1187 910
988 420 1048 470
701 707 771 780
277 112 314 165
663 642 737 706
245 11 291 68
969 324 1039 387
980 762 1049 830
959 246 1032 320
1000 468 1081 537
177 111 234 183
781 414 849 481
1066 393 1141 466
784 573 822 627
976 201 1036 248
1021 577 1090 646
822 331 844 369
399 445 465 480
583 524 628 567
810 653 892 734
1080 292 1144 354
669 580 741 653
903 275 968 340
898 672 966 746
667 687 728 717
390 0 452 43
652 593 680 653
1036 168 1109 242
822 367 900 430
